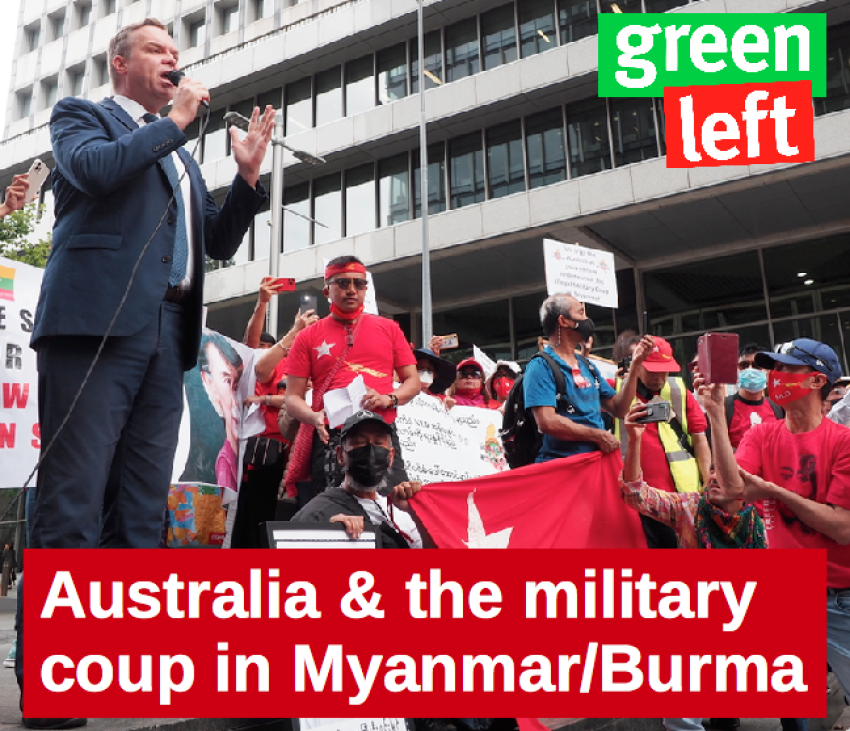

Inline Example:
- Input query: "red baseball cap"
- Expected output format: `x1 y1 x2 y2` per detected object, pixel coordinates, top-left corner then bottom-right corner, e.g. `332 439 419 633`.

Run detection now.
642 336 681 373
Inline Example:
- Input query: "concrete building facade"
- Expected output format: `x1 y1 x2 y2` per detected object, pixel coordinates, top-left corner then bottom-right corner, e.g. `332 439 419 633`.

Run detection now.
3 0 850 370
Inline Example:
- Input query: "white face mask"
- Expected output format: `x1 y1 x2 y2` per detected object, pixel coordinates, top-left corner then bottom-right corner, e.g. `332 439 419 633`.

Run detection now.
418 370 434 385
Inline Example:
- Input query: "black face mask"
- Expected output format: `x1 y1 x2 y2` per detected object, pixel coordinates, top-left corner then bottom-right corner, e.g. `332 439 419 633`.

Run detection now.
346 444 391 488
572 317 595 341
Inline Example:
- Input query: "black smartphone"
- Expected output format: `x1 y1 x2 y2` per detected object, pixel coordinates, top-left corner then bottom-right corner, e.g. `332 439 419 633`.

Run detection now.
635 400 671 424
300 294 318 314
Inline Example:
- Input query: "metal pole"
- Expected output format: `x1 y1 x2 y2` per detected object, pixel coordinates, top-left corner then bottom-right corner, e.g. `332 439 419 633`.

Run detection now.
418 0 433 345
268 109 285 339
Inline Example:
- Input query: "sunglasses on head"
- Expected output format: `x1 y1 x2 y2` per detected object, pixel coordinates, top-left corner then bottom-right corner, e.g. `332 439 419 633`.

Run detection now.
459 369 482 378
329 278 368 291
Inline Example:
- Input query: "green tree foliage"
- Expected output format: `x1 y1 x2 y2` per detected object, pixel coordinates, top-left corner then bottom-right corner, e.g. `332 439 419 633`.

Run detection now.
0 203 51 268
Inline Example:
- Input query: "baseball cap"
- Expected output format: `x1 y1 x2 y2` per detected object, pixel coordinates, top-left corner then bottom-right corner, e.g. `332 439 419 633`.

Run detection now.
641 336 681 373
755 339 843 384
340 410 392 441
457 357 484 375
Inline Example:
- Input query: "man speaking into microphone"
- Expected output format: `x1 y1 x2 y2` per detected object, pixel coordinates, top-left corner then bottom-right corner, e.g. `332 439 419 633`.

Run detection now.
30 18 274 552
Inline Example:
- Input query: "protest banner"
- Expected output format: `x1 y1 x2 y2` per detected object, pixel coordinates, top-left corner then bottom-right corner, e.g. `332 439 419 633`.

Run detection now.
0 256 41 488
543 240 618 309
395 395 507 483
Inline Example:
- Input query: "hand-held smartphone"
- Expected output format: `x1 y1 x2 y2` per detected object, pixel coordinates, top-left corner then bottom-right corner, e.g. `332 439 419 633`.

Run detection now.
24 158 50 205
439 333 459 349
272 277 296 291
300 294 318 314
635 400 671 424
697 332 740 384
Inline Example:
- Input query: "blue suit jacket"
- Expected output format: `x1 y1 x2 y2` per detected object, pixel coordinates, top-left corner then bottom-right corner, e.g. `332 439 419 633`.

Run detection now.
32 96 268 370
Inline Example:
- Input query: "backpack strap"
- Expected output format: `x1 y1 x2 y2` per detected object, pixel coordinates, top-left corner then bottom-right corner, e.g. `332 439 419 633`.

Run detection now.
768 398 784 420
577 353 602 390
533 352 568 412
724 393 739 426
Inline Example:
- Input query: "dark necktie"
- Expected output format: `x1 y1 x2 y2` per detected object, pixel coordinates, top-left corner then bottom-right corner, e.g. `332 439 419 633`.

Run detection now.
143 112 188 286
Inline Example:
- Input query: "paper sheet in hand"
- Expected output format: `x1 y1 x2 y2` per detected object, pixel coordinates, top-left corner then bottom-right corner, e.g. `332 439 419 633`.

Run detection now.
323 375 367 429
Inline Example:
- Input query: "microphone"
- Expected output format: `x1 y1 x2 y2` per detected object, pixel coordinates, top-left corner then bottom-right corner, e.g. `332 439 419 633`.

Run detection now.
166 69 210 109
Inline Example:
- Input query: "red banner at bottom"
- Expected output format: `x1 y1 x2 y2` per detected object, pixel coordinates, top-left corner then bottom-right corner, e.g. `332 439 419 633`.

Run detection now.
25 549 825 718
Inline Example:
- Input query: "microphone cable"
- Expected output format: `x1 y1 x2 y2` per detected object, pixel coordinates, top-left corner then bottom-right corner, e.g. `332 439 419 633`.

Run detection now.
18 102 213 495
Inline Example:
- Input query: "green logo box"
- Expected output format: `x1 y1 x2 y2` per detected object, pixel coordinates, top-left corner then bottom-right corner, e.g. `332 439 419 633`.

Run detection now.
598 13 826 97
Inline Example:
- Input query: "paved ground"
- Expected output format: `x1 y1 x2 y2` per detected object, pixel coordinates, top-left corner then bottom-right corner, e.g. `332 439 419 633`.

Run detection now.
0 581 845 731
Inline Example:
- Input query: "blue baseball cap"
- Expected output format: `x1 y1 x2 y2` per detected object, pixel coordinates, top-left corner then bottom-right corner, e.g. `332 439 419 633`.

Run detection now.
754 339 843 384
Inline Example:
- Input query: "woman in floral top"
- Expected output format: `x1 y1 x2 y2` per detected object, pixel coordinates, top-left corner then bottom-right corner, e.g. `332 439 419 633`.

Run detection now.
620 401 767 550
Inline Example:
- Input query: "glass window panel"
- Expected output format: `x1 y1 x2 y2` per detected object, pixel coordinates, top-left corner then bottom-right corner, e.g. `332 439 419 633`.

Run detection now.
482 3 518 71
413 142 447 217
202 109 228 162
559 0 597 45
449 132 485 209
189 18 206 48
433 299 511 359
26 26 40 53
257 88 282 114
313 174 342 246
445 17 480 83
315 67 343 127
285 78 312 134
487 120 525 199
410 31 443 92
77 3 92 29
283 183 311 252
379 153 410 226
51 13 65 41
345 164 376 237
184 119 201 157
221 4 239 34
345 55 375 117
763 235 850 317
610 97 659 166
69 69 84 97
566 97 612 177
609 0 642 11
526 107 567 188
818 23 850 116
519 0 556 59
378 43 408 104
644 0 689 10
253 207 271 261
773 315 848 373
254 0 274 19
645 250 768 338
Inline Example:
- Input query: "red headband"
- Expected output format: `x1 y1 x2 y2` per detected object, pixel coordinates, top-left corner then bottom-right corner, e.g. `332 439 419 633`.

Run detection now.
325 261 367 281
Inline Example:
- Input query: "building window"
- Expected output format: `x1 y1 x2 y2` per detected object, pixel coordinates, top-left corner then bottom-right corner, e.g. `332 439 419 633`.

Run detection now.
377 43 408 104
410 31 444 92
94 56 110 87
253 0 275 20
566 97 612 177
313 174 343 246
218 3 240 35
101 0 118 18
187 16 207 48
445 17 480 83
41 78 59 110
610 0 642 11
818 22 850 116
526 108 567 188
314 67 343 127
285 77 312 134
519 0 556 58
414 143 447 217
449 132 486 209
24 24 40 53
16 89 32 120
49 12 66 42
379 153 410 226
283 183 311 252
481 4 518 71
610 97 659 166
345 55 375 117
644 0 689 10
76 2 92 30
559 0 597 45
67 66 85 97
487 120 525 199
345 164 376 237
202 110 228 162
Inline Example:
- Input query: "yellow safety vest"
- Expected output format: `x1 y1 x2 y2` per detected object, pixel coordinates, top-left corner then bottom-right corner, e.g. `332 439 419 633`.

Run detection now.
614 377 702 493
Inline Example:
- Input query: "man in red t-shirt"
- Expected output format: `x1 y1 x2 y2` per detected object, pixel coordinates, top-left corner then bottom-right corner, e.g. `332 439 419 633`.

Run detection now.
701 338 850 697
284 256 419 501
724 342 783 449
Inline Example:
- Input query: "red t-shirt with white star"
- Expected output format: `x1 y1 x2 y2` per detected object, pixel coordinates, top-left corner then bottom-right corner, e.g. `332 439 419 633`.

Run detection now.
286 314 416 424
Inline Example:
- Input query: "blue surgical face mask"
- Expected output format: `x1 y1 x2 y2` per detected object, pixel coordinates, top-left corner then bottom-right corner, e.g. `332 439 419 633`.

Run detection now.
739 367 767 393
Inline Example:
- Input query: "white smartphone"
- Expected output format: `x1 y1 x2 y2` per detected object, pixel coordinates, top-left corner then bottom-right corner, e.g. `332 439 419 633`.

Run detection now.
24 158 50 205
